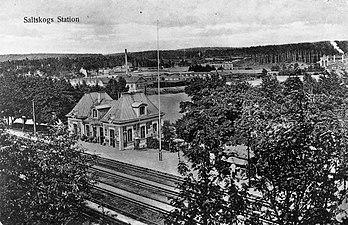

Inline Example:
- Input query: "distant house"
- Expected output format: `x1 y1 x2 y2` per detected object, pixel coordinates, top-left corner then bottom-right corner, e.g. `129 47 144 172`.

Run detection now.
124 76 148 92
203 61 234 70
319 54 348 69
69 77 110 87
162 73 181 81
66 91 164 150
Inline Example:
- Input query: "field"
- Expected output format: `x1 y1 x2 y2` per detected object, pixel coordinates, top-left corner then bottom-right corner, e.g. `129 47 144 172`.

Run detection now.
148 93 191 123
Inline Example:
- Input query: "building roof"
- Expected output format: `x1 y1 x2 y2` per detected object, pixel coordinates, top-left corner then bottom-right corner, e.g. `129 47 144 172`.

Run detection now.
131 102 147 108
124 76 147 83
101 92 162 123
66 92 113 119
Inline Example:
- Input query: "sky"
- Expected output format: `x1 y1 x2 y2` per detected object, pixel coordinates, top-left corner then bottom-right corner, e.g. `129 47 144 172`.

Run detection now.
1 0 348 54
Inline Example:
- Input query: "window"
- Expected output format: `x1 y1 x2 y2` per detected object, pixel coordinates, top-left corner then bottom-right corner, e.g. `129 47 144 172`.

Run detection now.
153 123 157 133
141 126 145 138
127 129 132 142
92 109 97 118
73 124 78 134
140 106 145 115
146 122 151 134
86 125 90 136
93 127 97 137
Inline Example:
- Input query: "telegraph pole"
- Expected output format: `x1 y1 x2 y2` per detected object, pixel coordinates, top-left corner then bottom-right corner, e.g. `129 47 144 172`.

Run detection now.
32 100 36 136
157 20 162 161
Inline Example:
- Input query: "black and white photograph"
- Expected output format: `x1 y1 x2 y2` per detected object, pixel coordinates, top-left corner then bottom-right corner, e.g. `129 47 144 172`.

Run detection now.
1 0 348 224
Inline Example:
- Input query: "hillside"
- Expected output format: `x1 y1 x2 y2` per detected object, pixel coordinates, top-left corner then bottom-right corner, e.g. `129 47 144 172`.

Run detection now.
1 40 347 77
124 41 348 65
0 53 101 62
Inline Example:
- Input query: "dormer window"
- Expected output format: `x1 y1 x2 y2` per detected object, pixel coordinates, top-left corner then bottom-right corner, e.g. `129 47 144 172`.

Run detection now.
92 109 97 118
132 102 147 117
140 106 145 115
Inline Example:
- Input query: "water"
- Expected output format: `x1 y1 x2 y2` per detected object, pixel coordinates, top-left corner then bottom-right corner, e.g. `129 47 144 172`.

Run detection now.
148 75 322 122
247 75 321 86
148 93 191 123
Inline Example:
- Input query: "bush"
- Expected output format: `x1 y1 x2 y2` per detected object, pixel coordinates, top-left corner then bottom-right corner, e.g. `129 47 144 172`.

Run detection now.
146 137 159 149
0 128 96 224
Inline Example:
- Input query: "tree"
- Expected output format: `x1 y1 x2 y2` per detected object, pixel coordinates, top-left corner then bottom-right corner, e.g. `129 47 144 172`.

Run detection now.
105 77 129 100
0 75 82 125
162 120 175 151
261 68 268 77
238 76 348 224
168 79 250 224
0 126 96 224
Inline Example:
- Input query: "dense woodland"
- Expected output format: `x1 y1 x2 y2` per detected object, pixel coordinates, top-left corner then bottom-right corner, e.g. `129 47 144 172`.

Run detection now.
0 40 346 79
0 123 96 225
2 41 348 224
168 72 348 224
0 74 128 126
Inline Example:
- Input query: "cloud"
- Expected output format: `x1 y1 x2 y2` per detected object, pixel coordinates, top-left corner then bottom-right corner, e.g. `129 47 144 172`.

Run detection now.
1 0 348 54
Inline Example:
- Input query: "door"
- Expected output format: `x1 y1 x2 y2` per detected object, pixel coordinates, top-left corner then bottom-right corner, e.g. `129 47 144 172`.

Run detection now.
86 125 90 137
110 129 115 147
123 132 127 147
99 127 104 144
73 124 77 134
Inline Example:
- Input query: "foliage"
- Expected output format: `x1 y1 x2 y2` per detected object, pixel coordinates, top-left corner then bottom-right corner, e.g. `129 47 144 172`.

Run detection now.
146 137 159 149
188 64 216 72
168 78 250 224
0 73 128 127
183 74 225 103
173 71 348 224
0 40 345 78
162 120 175 151
0 75 83 124
0 127 96 225
237 75 348 224
261 68 268 77
105 77 129 100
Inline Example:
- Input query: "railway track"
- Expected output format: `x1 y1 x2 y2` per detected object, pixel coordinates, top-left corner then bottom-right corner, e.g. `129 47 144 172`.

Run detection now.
94 155 184 188
91 167 178 204
90 186 168 225
81 206 131 225
91 154 278 224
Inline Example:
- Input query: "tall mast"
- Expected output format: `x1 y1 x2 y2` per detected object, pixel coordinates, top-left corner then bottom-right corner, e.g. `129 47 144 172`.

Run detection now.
125 49 128 76
157 20 162 161
32 100 36 136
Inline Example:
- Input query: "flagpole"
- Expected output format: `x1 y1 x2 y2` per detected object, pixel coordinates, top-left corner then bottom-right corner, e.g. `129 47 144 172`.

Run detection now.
32 100 36 136
157 20 162 161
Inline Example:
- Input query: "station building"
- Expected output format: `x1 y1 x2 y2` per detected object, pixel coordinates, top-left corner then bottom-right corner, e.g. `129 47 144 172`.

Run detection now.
66 91 164 150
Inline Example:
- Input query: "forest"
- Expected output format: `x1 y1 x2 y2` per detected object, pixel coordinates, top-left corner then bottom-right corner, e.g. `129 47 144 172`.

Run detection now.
0 74 128 127
167 71 348 224
0 40 346 79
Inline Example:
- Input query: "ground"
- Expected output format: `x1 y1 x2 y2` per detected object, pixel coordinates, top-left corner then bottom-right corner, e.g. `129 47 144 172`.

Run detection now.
81 141 182 176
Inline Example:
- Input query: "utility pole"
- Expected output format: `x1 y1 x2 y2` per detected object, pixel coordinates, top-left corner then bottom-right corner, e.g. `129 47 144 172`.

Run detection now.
248 137 251 186
157 20 162 161
125 49 128 76
32 100 36 136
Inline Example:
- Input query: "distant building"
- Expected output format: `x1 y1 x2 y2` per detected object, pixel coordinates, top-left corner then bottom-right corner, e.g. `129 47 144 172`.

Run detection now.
69 77 110 87
124 76 149 92
203 61 234 70
319 54 348 69
66 92 164 150
79 67 87 77
161 73 182 81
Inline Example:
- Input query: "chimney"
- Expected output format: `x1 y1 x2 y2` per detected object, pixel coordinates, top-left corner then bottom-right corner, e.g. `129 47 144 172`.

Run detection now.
125 49 128 76
98 92 103 103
